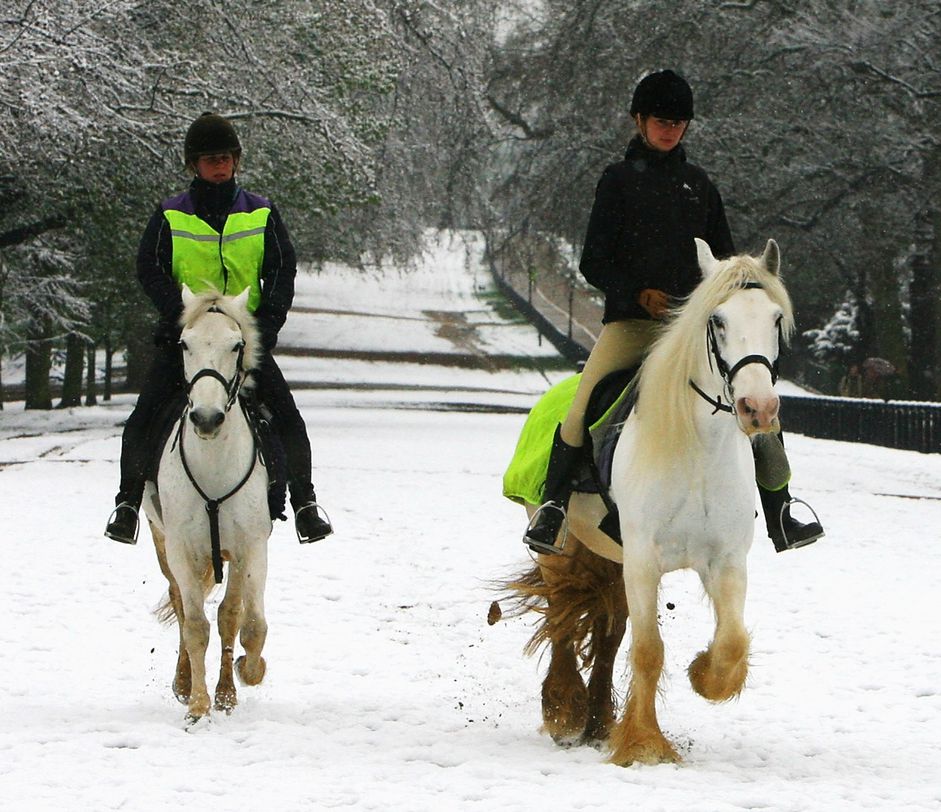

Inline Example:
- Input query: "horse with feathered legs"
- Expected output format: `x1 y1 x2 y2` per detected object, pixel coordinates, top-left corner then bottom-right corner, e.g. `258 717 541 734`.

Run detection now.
501 238 795 764
144 285 273 723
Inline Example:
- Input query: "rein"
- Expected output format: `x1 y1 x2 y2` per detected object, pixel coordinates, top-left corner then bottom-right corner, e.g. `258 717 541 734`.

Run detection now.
175 397 258 584
689 281 779 415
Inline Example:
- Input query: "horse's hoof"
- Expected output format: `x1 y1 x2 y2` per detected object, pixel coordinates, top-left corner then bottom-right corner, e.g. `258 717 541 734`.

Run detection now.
214 690 238 714
184 712 211 731
236 655 266 686
609 734 681 766
172 682 191 705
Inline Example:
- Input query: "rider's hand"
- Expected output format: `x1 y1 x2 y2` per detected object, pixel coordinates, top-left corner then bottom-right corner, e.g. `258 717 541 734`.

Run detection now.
637 288 670 320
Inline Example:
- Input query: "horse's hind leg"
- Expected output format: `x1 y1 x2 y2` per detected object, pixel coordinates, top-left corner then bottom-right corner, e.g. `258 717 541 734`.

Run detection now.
236 546 268 687
582 584 627 746
609 562 678 766
541 635 589 746
689 563 749 702
151 523 191 703
214 565 244 712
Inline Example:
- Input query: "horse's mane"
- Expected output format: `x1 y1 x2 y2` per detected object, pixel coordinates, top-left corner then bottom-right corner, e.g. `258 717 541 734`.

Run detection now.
179 289 262 375
633 252 795 469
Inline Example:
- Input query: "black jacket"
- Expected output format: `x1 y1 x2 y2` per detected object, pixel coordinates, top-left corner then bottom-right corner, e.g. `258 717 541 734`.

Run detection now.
579 136 735 323
136 176 297 348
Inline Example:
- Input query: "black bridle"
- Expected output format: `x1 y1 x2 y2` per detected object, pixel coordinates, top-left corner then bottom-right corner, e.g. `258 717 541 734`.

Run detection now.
690 282 781 415
175 314 255 583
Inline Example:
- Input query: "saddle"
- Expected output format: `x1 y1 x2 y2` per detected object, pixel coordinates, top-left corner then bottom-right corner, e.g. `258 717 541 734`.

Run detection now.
145 391 288 521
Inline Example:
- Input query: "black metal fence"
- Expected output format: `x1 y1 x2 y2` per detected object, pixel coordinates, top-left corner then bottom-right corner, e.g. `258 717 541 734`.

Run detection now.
781 395 941 454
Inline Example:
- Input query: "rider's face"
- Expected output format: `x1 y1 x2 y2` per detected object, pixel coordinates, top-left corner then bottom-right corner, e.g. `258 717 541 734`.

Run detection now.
638 115 689 152
195 152 237 184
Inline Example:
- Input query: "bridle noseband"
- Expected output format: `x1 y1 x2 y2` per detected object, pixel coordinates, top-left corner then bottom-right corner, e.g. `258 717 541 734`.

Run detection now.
691 281 781 415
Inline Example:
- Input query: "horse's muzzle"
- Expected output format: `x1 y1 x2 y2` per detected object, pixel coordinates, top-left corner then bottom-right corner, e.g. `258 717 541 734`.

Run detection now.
189 407 225 438
735 394 780 436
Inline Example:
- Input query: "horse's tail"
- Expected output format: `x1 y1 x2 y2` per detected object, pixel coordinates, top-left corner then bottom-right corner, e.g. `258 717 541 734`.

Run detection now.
492 537 627 670
154 562 217 626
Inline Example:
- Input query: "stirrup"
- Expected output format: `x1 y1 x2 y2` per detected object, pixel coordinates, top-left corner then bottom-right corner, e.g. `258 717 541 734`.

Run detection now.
773 497 824 552
104 502 140 545
295 501 333 543
523 501 567 556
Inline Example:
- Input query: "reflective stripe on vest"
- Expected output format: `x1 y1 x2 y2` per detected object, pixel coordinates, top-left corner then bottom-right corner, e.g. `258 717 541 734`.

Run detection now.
163 201 270 312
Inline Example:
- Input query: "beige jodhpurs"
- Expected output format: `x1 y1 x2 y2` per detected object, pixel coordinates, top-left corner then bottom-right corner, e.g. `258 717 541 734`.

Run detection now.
560 319 662 447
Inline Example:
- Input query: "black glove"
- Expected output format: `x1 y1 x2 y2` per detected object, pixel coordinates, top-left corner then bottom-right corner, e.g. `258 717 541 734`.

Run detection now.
153 319 182 347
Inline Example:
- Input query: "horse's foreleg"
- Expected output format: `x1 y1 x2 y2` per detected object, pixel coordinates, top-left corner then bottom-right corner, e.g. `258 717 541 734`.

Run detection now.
609 563 678 766
214 567 244 713
236 547 268 687
689 563 749 702
169 550 212 721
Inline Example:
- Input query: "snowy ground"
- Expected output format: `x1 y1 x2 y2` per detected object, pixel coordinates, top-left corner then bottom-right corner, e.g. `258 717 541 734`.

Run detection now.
1 232 940 811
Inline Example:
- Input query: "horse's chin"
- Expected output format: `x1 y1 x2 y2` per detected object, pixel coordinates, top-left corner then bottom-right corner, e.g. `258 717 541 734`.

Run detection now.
737 418 780 438
194 428 222 441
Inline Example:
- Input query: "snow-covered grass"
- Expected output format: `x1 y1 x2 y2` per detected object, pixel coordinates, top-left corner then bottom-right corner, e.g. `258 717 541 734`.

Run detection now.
1 232 939 811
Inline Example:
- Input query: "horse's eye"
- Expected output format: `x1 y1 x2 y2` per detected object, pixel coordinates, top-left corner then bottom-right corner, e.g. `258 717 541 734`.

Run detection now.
709 314 725 331
179 339 188 352
233 340 245 352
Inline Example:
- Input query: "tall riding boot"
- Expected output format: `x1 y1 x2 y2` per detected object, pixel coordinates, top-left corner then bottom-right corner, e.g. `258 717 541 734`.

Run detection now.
753 431 824 552
291 483 334 544
104 485 144 545
523 424 582 555
758 483 825 553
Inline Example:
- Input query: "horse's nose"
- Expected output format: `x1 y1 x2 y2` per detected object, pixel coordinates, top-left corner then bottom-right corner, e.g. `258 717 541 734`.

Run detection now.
189 407 225 435
735 394 780 434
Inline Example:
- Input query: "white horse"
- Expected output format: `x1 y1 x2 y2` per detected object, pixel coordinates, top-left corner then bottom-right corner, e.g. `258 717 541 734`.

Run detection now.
144 285 272 723
503 238 794 765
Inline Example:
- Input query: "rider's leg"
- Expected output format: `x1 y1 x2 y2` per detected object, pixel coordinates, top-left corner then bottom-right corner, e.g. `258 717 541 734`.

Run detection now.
524 320 659 554
754 430 824 552
105 346 183 544
254 354 333 544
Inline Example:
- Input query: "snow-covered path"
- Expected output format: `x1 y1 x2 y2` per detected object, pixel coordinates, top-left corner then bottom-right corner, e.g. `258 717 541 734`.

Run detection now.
1 234 939 811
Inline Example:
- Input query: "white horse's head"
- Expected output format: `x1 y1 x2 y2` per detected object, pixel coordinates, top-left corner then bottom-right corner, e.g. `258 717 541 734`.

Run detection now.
636 239 795 465
179 285 260 439
695 238 791 436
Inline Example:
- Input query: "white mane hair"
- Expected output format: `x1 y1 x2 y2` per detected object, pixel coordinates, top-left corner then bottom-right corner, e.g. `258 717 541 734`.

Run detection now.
178 286 262 377
632 248 795 469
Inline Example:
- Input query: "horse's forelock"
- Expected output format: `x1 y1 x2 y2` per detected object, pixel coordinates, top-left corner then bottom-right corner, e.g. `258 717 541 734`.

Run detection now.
179 290 261 372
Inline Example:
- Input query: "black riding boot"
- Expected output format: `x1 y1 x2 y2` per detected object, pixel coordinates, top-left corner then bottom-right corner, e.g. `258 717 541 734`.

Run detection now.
759 484 825 553
291 484 333 544
523 424 582 555
104 489 143 545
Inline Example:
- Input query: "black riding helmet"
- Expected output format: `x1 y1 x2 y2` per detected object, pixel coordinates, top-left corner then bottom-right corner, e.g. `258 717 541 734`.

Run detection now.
630 70 694 120
184 112 242 165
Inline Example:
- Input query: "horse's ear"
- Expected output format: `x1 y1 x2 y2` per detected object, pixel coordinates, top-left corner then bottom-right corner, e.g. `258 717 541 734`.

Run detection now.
234 287 251 311
760 239 781 276
695 238 720 277
181 284 196 308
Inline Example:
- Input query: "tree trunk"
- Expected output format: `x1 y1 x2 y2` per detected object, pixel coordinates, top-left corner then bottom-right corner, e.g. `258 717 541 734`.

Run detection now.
0 355 4 410
85 340 98 406
24 323 53 410
58 331 85 408
104 339 113 401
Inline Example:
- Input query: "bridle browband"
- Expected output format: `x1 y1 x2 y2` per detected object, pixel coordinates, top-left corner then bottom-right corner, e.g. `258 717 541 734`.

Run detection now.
690 281 780 415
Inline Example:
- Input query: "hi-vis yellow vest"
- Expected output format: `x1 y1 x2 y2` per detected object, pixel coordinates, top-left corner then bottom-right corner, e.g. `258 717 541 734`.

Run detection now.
162 188 270 313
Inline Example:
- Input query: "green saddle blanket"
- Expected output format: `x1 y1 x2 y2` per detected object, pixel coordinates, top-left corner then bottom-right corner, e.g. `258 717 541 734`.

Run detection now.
503 372 635 506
